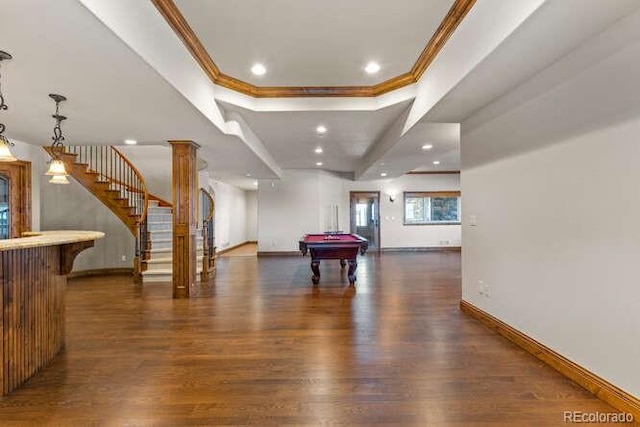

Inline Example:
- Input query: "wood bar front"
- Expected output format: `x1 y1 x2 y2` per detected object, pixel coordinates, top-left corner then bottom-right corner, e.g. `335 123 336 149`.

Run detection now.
0 231 103 395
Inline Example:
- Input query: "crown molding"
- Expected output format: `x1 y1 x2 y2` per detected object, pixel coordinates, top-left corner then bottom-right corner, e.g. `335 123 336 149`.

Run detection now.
406 170 460 175
152 0 476 98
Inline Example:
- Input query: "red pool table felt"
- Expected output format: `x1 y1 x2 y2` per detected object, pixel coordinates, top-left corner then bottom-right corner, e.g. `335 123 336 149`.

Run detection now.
303 234 362 243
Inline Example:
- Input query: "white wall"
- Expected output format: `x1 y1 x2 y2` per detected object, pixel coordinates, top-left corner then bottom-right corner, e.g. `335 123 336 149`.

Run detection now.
344 174 461 249
41 171 135 271
207 179 250 250
119 151 255 251
245 190 258 241
461 19 640 398
258 169 461 252
462 118 640 398
118 145 172 201
258 169 321 252
4 140 132 271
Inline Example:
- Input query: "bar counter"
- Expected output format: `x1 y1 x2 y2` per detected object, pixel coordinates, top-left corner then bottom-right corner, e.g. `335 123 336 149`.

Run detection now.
0 230 104 395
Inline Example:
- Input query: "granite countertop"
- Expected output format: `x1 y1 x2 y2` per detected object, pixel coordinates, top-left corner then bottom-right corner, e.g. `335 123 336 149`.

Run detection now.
0 231 105 251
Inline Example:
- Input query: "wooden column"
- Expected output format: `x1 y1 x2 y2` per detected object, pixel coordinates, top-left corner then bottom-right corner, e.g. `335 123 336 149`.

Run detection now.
170 141 200 299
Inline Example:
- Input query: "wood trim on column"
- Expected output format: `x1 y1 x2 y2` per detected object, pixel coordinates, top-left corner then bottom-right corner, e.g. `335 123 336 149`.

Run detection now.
460 300 640 419
0 160 32 238
170 141 200 299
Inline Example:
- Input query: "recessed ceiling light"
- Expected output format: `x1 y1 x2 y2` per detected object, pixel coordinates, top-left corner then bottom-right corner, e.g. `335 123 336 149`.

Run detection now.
316 125 327 135
365 62 381 74
246 173 252 177
314 147 323 154
421 144 433 151
380 172 387 177
316 162 323 166
124 139 137 145
253 181 258 186
433 160 441 165
251 63 266 76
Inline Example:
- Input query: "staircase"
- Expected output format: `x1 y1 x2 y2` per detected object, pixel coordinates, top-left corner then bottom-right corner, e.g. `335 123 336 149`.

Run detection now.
44 145 149 281
141 200 204 283
43 145 215 284
44 146 148 234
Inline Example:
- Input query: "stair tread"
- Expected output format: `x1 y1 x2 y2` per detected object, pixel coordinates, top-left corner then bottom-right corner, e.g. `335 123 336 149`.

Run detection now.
146 258 174 263
147 258 205 265
143 268 203 275
142 269 173 274
149 248 204 254
150 237 203 241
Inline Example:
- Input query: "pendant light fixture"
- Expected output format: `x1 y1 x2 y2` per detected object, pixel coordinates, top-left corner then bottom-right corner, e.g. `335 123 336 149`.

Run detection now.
0 50 17 162
45 94 70 184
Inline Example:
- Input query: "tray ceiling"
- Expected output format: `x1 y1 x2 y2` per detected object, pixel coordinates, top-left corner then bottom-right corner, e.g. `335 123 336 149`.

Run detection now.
155 0 475 97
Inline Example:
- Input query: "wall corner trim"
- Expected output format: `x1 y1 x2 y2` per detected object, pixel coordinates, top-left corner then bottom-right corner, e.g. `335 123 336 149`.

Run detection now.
460 300 640 419
217 241 255 256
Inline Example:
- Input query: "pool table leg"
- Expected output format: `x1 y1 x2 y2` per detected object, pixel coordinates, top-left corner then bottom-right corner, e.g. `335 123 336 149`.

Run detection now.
347 259 357 285
340 259 346 268
311 260 320 284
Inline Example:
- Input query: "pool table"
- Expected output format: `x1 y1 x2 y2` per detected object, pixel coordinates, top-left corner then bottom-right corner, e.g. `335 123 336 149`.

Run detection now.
299 233 368 285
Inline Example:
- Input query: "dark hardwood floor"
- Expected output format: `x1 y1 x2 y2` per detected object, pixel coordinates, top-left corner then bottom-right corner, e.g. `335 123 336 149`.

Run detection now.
0 252 627 426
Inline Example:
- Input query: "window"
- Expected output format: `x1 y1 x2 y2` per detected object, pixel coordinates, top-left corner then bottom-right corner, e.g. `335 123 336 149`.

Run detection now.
355 203 368 227
404 191 461 225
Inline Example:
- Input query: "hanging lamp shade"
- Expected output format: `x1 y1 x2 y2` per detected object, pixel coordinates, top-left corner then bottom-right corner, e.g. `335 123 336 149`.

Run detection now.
45 159 68 176
0 138 17 162
48 174 69 184
45 94 70 184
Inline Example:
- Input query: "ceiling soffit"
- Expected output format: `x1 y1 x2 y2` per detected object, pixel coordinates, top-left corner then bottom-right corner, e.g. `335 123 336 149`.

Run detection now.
151 0 476 98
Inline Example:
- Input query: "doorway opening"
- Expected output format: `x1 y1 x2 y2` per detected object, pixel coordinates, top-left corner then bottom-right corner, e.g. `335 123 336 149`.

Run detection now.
350 191 380 250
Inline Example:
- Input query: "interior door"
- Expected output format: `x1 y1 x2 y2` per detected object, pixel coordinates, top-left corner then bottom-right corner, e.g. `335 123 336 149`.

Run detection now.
350 192 380 250
0 161 31 239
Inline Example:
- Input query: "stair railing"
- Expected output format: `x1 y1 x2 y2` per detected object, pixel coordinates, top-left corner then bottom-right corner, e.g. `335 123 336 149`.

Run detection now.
200 188 215 281
49 145 149 281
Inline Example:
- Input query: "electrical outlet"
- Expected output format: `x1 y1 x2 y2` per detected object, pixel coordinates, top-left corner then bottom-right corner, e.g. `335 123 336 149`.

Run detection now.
121 255 126 262
478 280 490 298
